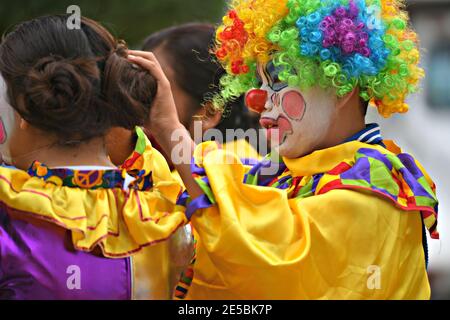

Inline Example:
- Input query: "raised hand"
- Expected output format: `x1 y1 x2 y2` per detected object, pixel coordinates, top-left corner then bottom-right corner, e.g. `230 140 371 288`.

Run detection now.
127 50 181 141
127 50 203 199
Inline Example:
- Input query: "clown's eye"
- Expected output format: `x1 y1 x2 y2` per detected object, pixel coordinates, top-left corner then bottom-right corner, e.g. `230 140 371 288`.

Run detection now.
267 61 287 91
272 76 287 91
273 75 283 85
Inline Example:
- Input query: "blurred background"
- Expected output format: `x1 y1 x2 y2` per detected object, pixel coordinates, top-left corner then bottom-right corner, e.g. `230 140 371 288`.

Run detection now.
0 0 449 299
0 0 225 48
367 0 450 300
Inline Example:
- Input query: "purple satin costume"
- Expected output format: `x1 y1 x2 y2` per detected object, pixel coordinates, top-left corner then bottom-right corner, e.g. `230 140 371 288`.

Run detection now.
0 205 132 300
0 165 135 300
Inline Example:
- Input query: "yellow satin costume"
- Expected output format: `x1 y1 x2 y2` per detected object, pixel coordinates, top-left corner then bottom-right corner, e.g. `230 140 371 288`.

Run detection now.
176 139 438 300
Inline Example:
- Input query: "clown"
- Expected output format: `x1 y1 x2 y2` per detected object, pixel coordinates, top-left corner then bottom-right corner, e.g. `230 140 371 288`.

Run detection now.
128 0 439 299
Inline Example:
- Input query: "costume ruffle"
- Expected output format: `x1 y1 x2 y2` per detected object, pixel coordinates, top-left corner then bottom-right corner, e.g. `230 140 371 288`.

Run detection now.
0 127 187 258
188 140 439 239
120 127 158 191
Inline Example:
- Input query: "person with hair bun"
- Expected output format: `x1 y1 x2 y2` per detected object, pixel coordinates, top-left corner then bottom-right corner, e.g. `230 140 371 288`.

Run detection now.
0 15 191 300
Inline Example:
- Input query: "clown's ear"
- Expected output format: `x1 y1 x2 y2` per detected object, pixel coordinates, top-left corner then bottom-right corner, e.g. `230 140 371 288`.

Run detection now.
336 87 361 111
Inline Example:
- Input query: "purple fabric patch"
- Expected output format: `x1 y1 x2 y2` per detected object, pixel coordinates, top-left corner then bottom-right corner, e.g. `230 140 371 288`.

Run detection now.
311 173 325 193
176 190 190 207
397 153 424 180
200 176 211 187
241 158 260 167
191 160 206 176
394 153 431 198
397 166 431 198
357 148 393 171
341 157 371 182
246 158 287 186
277 183 290 190
276 175 293 187
185 195 214 220
0 206 131 300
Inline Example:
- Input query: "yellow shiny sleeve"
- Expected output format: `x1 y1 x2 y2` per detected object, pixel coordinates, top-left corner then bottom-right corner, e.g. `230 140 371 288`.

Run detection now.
187 147 430 300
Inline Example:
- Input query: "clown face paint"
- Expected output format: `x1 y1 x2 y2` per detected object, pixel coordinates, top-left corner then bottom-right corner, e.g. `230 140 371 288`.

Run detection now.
249 61 338 159
0 74 17 164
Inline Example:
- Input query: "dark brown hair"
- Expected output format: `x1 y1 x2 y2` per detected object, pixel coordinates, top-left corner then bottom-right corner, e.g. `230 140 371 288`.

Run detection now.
142 23 260 138
0 15 157 144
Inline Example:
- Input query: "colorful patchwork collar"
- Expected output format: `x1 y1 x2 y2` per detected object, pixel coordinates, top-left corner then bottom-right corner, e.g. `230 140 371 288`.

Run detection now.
27 162 125 189
26 127 156 191
269 141 439 239
190 139 439 240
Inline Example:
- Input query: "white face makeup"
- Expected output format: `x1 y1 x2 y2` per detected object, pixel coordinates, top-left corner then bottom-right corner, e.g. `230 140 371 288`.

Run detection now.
247 61 337 159
0 74 17 164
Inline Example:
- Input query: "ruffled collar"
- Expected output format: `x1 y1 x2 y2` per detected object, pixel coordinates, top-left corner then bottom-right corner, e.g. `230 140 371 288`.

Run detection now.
0 127 186 258
260 140 439 239
283 140 386 177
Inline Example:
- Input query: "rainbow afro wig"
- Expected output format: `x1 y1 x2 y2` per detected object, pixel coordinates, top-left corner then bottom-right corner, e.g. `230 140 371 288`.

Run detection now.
213 0 424 117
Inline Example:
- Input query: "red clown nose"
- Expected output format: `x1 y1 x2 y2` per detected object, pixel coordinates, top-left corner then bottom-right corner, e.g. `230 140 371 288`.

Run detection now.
245 89 268 114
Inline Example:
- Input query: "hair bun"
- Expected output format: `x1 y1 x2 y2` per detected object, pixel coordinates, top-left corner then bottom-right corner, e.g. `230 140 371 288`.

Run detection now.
21 56 105 140
25 56 99 113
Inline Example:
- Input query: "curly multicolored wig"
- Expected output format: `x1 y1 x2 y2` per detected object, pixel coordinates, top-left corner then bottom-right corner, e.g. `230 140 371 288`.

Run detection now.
213 0 424 118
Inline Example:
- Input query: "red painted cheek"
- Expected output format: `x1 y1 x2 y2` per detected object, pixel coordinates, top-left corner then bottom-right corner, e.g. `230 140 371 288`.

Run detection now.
278 117 293 134
281 90 306 120
275 117 293 145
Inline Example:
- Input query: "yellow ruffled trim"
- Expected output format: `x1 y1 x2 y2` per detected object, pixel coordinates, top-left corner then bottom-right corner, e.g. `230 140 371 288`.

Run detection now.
0 132 187 258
